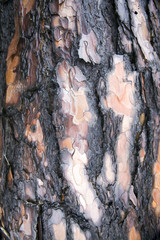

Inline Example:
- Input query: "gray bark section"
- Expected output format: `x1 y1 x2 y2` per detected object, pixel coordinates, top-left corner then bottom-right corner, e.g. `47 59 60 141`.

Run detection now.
0 0 160 239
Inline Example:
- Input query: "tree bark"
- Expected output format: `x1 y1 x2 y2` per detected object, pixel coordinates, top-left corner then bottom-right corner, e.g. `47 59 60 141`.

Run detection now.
0 0 160 239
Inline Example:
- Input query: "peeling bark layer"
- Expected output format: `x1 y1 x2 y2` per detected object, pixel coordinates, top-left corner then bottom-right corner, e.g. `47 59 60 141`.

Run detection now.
0 0 160 239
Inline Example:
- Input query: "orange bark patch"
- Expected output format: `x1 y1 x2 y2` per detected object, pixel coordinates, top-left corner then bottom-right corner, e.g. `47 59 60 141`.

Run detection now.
0 207 4 221
153 188 160 204
152 189 160 216
5 14 20 105
140 149 145 158
152 201 157 208
6 55 20 85
153 162 160 175
129 226 141 240
8 168 13 186
22 0 36 15
6 70 16 85
5 0 38 107
21 203 25 217
152 141 160 216
61 138 73 150
154 173 160 190
6 26 19 61
6 85 20 105
52 16 60 28
158 142 160 163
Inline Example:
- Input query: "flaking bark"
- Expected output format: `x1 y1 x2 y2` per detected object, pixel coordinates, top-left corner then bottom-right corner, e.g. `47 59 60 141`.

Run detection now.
0 0 160 239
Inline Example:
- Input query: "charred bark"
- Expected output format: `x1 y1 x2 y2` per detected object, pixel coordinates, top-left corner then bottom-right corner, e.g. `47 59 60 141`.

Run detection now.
0 0 160 239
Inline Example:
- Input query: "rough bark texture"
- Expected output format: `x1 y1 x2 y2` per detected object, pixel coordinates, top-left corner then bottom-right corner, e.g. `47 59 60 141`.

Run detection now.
0 0 160 239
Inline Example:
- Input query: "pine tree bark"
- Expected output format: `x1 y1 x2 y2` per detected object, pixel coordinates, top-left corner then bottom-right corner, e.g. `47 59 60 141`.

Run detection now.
0 0 160 239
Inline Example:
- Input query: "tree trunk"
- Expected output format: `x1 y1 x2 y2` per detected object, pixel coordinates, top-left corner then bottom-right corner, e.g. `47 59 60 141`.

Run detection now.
0 0 160 239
